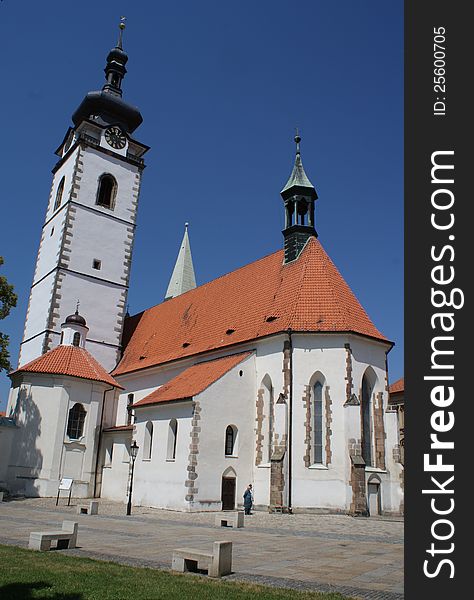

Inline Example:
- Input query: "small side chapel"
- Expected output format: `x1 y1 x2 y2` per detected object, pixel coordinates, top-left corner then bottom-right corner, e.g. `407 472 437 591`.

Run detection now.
1 25 403 516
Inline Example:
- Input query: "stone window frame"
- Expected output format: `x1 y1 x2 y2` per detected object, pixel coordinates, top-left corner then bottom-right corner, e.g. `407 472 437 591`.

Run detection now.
360 367 378 469
307 372 328 468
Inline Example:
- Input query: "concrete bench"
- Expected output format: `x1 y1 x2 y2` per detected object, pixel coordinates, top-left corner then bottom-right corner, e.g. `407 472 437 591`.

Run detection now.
172 541 232 578
76 500 99 515
0 492 4 502
215 511 244 528
29 521 78 551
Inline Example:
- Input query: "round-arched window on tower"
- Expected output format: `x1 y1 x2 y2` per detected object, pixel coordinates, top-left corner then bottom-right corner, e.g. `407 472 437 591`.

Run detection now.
96 174 117 210
73 332 81 347
54 176 65 211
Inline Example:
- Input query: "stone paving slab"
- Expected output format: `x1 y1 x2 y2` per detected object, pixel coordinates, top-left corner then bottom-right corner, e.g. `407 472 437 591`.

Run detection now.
0 498 404 599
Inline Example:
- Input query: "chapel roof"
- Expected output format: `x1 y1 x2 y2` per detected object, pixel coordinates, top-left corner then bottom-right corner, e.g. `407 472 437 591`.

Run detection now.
389 377 404 395
133 352 252 407
11 345 123 389
114 237 389 377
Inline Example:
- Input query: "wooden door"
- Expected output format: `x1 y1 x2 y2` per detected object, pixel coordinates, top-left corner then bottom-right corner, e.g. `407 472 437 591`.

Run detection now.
221 477 236 510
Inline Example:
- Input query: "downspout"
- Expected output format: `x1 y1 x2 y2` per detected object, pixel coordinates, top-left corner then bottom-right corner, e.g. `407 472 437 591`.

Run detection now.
93 385 115 498
287 328 293 513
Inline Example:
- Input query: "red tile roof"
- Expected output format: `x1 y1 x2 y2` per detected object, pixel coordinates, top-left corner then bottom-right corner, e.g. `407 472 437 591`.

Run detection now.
11 345 123 389
103 424 134 432
0 411 5 417
115 238 389 377
389 377 404 394
134 352 252 407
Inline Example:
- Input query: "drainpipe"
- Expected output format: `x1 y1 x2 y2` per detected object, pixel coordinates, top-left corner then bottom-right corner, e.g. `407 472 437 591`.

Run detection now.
287 328 293 513
93 385 115 498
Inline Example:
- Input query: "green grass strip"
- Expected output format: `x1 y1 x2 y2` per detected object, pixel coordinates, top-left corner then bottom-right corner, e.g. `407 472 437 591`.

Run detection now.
0 544 350 600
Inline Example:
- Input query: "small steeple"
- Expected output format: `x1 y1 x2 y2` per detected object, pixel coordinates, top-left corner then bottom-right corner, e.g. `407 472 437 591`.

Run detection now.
103 17 129 97
60 305 89 348
165 224 197 300
280 132 318 263
281 131 316 194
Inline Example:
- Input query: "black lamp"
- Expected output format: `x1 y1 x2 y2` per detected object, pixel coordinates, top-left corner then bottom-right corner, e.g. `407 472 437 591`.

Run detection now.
126 440 139 516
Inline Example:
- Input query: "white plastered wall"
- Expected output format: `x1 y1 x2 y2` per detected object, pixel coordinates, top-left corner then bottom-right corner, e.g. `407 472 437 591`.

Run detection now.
5 373 108 498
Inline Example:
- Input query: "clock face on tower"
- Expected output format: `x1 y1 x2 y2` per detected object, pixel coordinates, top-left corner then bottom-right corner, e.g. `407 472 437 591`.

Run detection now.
104 126 127 150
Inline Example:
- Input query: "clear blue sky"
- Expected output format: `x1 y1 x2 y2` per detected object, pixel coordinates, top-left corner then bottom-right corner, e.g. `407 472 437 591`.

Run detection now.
0 1 403 408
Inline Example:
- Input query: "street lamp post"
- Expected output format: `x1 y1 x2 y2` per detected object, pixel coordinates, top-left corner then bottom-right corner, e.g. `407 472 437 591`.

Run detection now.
126 440 139 516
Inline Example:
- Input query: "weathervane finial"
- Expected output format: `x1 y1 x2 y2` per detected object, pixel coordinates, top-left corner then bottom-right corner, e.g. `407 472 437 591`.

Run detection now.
294 127 301 154
75 299 80 314
117 16 126 49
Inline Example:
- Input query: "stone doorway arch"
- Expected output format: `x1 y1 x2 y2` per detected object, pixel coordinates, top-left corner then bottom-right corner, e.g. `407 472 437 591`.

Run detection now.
221 467 237 510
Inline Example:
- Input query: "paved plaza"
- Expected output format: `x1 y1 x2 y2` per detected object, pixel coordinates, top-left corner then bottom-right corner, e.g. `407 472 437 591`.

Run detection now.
0 498 403 599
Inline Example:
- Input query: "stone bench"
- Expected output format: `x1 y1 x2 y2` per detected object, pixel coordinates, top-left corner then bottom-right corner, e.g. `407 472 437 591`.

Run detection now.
0 492 4 502
215 511 244 528
172 541 232 578
76 500 99 515
29 521 78 551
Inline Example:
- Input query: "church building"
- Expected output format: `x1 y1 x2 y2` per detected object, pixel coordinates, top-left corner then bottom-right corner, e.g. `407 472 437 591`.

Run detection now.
1 24 403 516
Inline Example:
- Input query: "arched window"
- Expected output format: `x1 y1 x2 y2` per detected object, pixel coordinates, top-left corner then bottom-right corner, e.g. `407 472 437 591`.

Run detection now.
167 419 178 460
54 176 65 210
67 403 86 440
225 425 237 456
261 375 273 463
73 332 81 347
96 174 117 210
143 421 153 460
361 372 374 466
126 394 134 426
313 381 324 464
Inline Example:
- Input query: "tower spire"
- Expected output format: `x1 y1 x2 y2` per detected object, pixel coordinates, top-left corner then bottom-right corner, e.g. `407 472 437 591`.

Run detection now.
165 224 197 300
117 16 126 49
102 18 129 97
280 132 318 263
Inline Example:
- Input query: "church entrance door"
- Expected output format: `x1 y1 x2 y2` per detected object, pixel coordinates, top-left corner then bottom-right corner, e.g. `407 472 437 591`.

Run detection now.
221 477 236 510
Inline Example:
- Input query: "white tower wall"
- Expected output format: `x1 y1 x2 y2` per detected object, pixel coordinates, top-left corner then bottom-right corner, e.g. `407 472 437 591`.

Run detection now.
19 133 145 371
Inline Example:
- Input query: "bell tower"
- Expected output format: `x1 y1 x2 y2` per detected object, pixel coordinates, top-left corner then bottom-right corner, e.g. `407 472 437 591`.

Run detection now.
280 133 318 263
19 20 149 371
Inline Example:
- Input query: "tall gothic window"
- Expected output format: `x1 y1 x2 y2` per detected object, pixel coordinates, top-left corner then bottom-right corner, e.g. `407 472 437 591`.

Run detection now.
361 374 373 466
313 381 324 464
96 174 117 210
261 375 273 463
67 403 86 440
54 176 65 210
167 419 178 460
225 425 237 456
127 394 134 426
143 421 153 460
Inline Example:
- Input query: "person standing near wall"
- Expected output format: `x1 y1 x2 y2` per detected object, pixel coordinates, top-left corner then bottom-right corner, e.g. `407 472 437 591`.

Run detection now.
243 484 253 515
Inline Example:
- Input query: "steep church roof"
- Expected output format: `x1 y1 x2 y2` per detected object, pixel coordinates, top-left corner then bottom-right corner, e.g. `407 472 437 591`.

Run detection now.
165 224 197 300
11 345 123 389
114 237 389 377
134 352 252 407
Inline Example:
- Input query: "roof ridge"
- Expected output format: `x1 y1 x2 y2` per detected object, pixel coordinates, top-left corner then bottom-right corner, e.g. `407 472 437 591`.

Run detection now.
131 247 284 317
